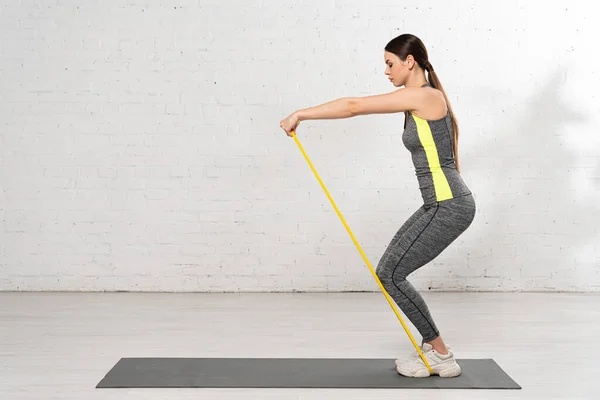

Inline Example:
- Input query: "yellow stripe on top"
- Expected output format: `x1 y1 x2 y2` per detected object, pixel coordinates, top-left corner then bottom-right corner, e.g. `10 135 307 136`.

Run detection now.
413 115 453 202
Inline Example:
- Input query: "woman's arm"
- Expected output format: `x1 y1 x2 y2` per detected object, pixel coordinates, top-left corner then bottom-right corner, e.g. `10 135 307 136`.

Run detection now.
297 87 421 121
296 98 354 121
280 87 423 136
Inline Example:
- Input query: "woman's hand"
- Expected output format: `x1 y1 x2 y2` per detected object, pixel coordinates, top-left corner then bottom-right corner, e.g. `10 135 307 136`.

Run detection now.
280 112 301 137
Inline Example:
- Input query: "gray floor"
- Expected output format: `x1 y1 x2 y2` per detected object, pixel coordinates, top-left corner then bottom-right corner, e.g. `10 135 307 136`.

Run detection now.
0 291 597 399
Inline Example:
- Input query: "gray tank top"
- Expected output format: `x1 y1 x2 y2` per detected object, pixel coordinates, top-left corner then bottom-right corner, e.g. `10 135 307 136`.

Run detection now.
402 83 471 206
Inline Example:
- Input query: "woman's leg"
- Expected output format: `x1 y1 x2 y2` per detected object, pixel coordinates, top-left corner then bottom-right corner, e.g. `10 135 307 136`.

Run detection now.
376 205 442 343
376 194 476 348
378 195 476 377
376 204 427 275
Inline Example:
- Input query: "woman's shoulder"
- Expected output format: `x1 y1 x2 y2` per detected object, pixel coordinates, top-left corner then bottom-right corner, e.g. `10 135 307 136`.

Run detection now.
410 88 448 120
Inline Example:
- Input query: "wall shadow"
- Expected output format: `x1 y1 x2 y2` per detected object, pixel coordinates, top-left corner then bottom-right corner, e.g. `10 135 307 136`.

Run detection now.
445 68 598 291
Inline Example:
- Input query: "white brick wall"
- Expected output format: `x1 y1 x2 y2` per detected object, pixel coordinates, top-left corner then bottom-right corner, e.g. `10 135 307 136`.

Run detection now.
1 0 599 292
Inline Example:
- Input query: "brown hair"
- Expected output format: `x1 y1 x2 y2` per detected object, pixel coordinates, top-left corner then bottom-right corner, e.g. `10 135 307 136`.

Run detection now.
385 34 461 172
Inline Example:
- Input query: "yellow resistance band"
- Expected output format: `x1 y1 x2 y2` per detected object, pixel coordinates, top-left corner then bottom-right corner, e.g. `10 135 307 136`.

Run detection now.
291 130 433 375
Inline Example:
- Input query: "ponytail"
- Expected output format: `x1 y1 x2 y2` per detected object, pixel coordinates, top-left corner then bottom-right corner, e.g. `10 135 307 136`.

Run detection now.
425 65 461 173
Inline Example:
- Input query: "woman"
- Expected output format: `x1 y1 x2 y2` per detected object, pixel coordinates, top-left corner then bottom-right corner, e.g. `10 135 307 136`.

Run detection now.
280 33 476 378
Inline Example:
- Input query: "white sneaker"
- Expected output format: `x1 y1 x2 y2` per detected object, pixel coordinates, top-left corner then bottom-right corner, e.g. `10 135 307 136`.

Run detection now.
395 343 453 364
395 343 462 378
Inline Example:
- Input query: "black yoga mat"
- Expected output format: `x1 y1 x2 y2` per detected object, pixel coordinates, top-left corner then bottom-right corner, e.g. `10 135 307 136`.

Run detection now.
96 357 521 389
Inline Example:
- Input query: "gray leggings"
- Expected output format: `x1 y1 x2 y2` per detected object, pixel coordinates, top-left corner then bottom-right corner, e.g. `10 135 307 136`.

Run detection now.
375 193 476 343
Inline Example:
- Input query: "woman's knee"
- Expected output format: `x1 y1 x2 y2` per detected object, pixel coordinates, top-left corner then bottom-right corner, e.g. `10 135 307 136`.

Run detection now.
375 264 386 282
375 261 392 285
376 263 408 288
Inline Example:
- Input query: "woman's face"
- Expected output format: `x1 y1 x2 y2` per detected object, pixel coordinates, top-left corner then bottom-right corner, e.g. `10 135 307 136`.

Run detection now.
384 51 414 87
